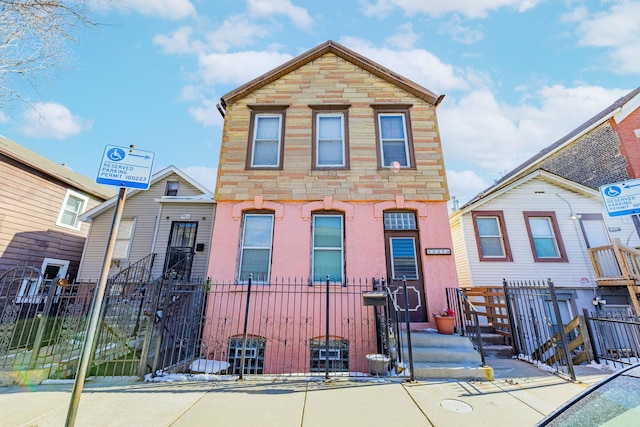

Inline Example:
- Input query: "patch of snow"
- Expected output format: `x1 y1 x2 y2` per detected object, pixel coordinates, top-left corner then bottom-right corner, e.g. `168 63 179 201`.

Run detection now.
189 359 229 374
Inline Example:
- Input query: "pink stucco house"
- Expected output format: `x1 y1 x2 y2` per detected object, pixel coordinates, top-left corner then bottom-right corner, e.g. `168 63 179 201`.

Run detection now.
205 41 458 375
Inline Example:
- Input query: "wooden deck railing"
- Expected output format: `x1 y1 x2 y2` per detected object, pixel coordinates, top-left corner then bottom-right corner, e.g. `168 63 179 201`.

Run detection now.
460 286 512 346
588 239 640 315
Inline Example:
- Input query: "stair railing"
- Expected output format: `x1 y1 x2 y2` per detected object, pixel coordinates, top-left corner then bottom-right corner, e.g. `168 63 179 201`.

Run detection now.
446 287 486 366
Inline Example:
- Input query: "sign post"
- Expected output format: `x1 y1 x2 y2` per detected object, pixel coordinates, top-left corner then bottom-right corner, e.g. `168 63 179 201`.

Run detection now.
600 178 640 217
66 145 154 427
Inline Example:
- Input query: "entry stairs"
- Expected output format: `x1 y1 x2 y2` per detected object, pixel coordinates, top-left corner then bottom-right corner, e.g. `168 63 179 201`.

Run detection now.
400 329 494 381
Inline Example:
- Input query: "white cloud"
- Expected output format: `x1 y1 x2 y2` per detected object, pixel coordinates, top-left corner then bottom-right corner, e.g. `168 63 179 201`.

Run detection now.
573 1 640 74
181 166 217 192
20 102 92 139
446 170 490 206
91 0 196 20
247 0 313 30
153 26 202 54
0 111 8 123
439 17 484 44
439 85 630 179
188 99 224 128
339 37 470 93
204 16 270 52
197 50 293 86
385 23 419 49
360 0 543 19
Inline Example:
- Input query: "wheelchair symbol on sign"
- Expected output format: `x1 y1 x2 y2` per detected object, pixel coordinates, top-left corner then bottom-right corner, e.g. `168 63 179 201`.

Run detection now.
107 148 126 162
603 186 622 198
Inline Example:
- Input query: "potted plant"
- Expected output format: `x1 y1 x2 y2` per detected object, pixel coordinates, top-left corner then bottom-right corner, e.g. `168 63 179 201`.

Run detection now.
433 307 455 335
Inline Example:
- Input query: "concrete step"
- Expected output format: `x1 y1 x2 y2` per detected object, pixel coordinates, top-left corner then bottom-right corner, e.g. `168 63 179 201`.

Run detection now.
399 330 494 381
411 362 494 381
480 332 507 345
483 344 515 358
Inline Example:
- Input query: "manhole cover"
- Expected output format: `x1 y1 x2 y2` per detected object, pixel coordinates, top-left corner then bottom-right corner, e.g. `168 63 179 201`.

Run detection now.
440 399 473 413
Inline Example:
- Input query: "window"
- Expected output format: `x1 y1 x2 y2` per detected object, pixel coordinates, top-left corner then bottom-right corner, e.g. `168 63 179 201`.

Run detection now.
228 336 265 374
372 105 415 169
523 211 567 262
389 237 418 279
246 105 287 169
17 258 68 303
113 218 136 260
309 338 349 373
238 213 274 283
384 212 417 230
165 181 179 196
472 211 512 261
311 105 350 169
312 214 344 284
57 190 88 230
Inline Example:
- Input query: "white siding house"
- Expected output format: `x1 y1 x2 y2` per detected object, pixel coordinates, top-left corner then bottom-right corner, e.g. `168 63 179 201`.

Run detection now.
449 170 640 312
77 166 215 282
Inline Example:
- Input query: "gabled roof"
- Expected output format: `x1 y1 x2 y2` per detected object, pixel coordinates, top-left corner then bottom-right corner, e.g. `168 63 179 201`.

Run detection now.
221 40 443 107
461 87 640 209
0 135 116 200
80 165 214 221
496 88 640 187
451 169 601 219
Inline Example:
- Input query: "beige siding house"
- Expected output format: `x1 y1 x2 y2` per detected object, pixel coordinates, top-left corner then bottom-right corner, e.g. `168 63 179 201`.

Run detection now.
0 135 115 283
78 166 215 281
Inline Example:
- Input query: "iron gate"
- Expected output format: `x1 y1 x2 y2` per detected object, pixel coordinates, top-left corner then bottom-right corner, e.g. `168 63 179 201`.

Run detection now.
503 278 578 381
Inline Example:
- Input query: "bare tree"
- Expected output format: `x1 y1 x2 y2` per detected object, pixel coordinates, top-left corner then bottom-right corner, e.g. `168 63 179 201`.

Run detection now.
0 1 96 105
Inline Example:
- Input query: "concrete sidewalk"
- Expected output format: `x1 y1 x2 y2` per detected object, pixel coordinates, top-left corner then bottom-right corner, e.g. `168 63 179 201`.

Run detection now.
0 359 610 427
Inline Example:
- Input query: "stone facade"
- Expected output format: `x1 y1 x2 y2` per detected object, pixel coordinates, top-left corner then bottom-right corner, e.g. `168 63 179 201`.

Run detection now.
216 52 448 203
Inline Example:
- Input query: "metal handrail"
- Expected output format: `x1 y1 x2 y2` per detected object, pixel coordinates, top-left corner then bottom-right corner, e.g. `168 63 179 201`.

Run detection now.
447 287 486 366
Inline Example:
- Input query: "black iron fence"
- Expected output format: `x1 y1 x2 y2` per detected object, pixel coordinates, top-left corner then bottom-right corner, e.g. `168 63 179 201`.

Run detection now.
149 276 407 380
445 287 486 366
585 309 640 369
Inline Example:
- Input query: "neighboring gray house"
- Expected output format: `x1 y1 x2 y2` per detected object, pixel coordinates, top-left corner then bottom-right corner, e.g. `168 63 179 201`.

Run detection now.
77 166 216 282
0 135 115 288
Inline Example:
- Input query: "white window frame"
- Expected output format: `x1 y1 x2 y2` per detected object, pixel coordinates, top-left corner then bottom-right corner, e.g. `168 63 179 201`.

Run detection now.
311 214 344 284
378 113 410 168
250 114 282 168
477 216 506 258
113 218 136 260
315 113 345 168
56 189 89 230
238 213 274 284
16 258 69 303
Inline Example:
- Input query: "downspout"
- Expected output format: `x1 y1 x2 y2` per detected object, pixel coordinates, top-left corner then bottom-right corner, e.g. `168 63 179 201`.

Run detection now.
150 201 164 273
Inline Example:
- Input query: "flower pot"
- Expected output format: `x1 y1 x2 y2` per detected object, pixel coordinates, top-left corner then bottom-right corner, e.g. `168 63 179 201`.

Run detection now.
366 354 390 376
434 316 455 335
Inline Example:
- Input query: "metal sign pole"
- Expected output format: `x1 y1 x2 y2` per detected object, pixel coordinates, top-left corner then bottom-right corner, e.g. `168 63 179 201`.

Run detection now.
66 187 127 427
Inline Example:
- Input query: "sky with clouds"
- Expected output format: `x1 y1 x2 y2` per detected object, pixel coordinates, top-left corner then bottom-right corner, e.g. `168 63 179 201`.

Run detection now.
0 0 638 206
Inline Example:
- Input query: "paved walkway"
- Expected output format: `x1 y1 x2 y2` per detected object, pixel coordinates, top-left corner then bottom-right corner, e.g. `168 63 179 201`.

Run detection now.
0 359 610 427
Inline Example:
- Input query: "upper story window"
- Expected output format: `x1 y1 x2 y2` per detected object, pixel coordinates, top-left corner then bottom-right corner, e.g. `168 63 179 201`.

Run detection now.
312 213 344 284
57 189 88 230
372 104 415 169
238 213 274 284
165 181 179 196
246 105 288 169
523 211 568 262
113 218 136 260
310 105 350 169
472 211 513 262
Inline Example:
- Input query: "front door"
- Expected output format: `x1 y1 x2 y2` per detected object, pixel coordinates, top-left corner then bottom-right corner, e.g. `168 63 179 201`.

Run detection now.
383 211 427 322
164 221 198 278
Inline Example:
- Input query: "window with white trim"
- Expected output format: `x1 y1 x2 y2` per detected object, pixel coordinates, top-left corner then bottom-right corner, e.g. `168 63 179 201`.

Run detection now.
316 113 345 167
312 214 344 284
57 190 88 230
378 113 410 167
523 211 567 262
472 211 513 261
113 218 136 260
238 213 274 283
250 114 282 167
309 338 349 373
